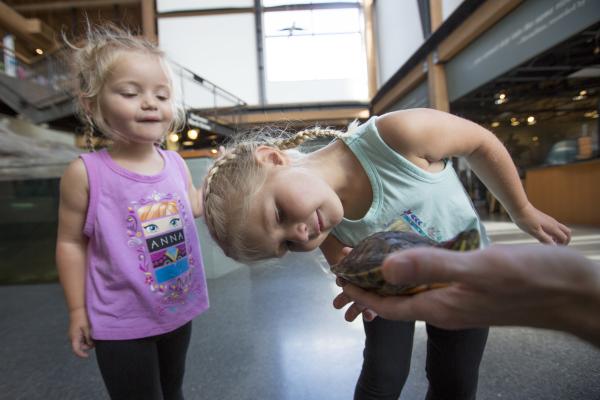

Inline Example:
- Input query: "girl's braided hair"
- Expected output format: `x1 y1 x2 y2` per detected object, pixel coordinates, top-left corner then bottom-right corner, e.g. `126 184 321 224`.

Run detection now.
203 124 357 263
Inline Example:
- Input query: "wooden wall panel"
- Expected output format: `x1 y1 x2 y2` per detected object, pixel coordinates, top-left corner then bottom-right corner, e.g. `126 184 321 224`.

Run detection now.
525 159 600 226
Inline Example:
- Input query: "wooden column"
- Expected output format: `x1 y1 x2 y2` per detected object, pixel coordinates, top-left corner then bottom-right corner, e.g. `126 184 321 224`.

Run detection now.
427 0 448 112
141 0 157 43
363 0 378 100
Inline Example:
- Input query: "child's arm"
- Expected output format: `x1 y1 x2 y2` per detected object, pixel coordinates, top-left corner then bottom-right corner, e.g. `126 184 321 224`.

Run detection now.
56 159 94 358
377 109 571 244
178 157 203 218
320 234 351 266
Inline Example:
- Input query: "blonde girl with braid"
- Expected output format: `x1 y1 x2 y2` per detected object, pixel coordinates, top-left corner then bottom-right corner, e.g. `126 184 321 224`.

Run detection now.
56 24 209 400
203 109 571 400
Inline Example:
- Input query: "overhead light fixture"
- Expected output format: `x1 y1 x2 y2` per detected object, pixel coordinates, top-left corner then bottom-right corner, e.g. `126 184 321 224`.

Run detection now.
210 149 218 154
532 136 539 142
527 116 536 125
494 92 508 105
491 121 500 128
187 129 199 140
510 117 520 126
35 48 44 55
584 110 599 119
573 90 588 101
168 133 179 142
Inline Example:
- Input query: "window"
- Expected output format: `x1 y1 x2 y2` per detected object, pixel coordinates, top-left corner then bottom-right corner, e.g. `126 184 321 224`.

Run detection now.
263 6 365 83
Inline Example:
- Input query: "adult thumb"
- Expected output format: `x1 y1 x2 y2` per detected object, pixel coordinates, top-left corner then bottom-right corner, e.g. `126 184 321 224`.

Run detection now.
382 247 473 286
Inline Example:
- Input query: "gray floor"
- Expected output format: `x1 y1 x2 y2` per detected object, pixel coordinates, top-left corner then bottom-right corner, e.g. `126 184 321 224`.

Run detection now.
1 221 599 400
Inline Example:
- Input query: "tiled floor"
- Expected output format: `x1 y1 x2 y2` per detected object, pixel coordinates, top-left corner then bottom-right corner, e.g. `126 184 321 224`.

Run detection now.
0 221 599 400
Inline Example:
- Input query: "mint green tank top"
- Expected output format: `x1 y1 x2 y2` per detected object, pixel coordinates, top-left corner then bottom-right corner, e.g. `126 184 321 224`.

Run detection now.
331 116 489 247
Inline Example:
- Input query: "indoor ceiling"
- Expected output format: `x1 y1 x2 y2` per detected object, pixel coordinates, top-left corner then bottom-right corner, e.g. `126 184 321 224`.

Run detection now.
451 21 600 127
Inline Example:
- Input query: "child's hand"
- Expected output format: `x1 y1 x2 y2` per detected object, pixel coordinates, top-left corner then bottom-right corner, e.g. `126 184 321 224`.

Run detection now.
68 308 94 358
511 202 571 245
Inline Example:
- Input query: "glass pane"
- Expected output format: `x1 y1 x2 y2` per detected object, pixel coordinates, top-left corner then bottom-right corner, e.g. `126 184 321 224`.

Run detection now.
312 9 361 34
264 10 313 36
264 9 361 36
265 33 365 81
264 0 358 6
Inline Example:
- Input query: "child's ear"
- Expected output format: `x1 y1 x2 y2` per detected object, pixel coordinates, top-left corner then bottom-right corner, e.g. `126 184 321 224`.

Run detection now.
255 145 287 166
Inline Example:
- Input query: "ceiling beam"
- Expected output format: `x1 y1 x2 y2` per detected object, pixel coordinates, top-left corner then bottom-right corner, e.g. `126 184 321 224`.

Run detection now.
12 0 140 12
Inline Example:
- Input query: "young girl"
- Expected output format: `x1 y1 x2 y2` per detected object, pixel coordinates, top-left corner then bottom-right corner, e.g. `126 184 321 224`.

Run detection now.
202 109 571 399
55 26 209 400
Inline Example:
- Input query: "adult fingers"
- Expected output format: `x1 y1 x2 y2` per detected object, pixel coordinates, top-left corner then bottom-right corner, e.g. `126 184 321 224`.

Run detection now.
381 248 476 286
333 291 353 310
344 303 365 322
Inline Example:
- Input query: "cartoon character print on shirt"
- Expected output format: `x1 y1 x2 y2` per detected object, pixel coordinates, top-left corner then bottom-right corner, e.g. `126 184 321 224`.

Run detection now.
383 209 443 242
126 191 196 312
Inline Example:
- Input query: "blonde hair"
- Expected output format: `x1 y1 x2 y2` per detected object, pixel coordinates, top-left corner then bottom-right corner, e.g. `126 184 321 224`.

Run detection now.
137 201 179 221
65 23 184 150
203 125 355 263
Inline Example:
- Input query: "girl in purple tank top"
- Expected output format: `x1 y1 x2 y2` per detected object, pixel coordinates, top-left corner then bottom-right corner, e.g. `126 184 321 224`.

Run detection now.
56 25 209 400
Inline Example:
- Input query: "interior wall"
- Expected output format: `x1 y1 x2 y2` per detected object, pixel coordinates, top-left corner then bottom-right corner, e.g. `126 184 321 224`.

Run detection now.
158 14 260 106
374 0 424 89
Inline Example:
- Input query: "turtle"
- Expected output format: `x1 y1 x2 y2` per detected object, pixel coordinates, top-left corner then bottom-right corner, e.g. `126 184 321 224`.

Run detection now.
330 229 480 296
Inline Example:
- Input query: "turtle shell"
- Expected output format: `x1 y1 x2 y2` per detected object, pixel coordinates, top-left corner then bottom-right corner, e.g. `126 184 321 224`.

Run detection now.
331 229 480 296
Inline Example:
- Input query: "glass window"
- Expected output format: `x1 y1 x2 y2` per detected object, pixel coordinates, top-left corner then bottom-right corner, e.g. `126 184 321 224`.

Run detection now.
263 0 359 6
263 8 364 82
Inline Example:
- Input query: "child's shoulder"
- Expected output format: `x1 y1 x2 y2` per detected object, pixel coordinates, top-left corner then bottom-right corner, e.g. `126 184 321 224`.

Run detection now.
62 157 86 180
60 157 89 196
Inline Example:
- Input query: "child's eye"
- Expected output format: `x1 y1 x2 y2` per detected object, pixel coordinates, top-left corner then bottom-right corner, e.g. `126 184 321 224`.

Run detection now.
121 93 137 98
157 95 169 101
275 207 284 224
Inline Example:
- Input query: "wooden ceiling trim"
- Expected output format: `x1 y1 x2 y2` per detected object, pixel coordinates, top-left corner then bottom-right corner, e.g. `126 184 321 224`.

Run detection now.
437 0 522 63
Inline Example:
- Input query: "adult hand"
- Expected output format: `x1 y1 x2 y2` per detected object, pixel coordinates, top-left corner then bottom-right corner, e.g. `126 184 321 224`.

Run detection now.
332 246 378 322
335 244 600 346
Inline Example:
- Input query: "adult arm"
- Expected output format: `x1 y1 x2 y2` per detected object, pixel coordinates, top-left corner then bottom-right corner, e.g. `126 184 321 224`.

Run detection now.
376 109 571 244
334 245 600 348
55 159 94 358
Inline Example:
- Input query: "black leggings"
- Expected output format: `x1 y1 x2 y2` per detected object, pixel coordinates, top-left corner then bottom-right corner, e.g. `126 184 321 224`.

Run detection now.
94 322 192 400
355 318 489 400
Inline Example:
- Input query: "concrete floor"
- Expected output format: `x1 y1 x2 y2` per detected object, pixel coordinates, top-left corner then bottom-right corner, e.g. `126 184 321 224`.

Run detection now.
0 221 599 400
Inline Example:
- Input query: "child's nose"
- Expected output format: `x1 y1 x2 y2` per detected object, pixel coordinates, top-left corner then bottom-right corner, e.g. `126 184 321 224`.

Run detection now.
287 222 309 242
141 95 157 109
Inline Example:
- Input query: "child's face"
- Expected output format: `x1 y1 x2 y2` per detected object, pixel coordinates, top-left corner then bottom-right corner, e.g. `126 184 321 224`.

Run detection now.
98 52 174 144
245 158 344 258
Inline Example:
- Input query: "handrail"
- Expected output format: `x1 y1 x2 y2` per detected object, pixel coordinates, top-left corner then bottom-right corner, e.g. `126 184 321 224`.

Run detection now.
168 59 247 108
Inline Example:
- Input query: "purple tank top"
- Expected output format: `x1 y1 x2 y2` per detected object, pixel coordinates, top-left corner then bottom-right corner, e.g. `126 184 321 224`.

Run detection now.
80 147 209 340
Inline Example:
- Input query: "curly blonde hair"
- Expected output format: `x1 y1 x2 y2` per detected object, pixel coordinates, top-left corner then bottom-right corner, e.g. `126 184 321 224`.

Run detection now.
65 23 184 150
203 125 355 263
